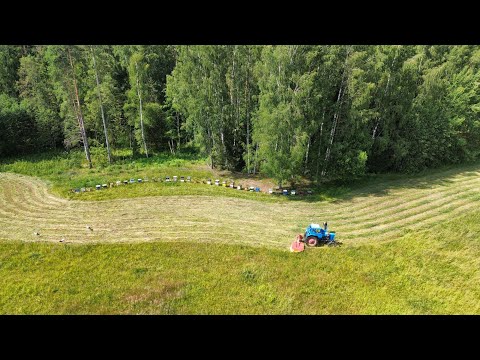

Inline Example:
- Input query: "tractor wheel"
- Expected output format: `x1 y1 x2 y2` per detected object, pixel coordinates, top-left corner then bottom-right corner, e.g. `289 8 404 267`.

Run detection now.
306 236 318 247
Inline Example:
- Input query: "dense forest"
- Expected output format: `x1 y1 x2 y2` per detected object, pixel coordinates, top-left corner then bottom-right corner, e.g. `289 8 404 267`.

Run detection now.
1 45 479 185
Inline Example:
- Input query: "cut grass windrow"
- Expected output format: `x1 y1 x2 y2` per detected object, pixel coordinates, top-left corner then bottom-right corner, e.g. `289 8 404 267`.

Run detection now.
1 164 480 249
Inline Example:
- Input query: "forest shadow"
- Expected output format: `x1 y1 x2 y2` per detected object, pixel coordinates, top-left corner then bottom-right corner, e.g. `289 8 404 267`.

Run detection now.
0 150 71 166
0 148 204 169
284 161 480 204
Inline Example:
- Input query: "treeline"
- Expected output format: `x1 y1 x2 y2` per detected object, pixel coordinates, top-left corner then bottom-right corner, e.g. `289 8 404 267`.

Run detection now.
1 45 479 184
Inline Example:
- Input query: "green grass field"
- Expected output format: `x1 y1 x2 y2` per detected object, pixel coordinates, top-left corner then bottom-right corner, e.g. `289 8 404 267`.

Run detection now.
0 149 479 314
1 212 479 314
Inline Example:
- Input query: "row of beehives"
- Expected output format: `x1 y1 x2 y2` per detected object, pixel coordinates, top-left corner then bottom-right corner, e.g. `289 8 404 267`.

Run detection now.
70 175 193 193
204 179 312 196
70 175 313 196
206 179 262 192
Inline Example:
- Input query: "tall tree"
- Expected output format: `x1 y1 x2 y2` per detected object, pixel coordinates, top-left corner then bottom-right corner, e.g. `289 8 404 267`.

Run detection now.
118 46 176 156
90 46 112 163
135 60 148 158
67 47 92 168
4 44 480 185
17 46 63 150
321 46 351 177
0 45 21 97
167 45 259 170
253 45 319 186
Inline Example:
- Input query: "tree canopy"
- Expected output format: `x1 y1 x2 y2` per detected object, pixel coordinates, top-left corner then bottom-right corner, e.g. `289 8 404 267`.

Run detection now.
1 45 480 185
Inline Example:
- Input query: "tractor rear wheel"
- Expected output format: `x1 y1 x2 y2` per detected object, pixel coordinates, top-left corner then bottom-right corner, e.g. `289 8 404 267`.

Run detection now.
306 236 318 247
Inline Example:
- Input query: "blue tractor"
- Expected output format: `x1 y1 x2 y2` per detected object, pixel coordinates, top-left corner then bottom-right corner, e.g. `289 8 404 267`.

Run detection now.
304 222 336 247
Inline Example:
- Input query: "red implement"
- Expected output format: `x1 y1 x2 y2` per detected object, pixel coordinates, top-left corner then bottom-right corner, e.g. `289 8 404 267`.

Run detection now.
290 234 305 252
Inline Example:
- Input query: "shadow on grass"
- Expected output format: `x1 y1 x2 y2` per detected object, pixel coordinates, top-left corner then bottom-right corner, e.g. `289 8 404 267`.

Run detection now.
0 150 73 165
0 148 205 167
282 160 480 204
117 151 203 166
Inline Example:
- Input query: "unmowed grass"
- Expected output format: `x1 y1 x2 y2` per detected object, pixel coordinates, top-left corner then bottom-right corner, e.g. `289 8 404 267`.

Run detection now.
0 210 479 314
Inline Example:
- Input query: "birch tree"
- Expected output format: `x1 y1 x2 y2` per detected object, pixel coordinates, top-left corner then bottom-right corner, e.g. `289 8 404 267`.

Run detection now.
90 45 112 163
67 47 92 168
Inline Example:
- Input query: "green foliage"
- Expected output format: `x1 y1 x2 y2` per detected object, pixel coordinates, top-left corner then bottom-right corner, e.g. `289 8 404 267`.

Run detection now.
336 150 368 178
0 94 38 156
2 45 480 182
0 45 21 97
41 46 88 150
166 45 260 170
17 49 63 151
253 46 321 185
122 46 176 156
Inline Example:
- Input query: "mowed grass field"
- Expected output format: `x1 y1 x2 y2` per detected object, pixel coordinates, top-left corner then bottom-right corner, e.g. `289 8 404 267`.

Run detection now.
1 150 480 314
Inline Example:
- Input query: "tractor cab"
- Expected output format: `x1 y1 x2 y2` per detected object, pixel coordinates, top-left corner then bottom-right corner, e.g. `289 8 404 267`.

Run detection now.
304 222 336 247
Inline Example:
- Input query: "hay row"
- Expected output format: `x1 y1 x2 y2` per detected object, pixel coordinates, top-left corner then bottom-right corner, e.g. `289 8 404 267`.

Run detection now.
1 168 479 248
